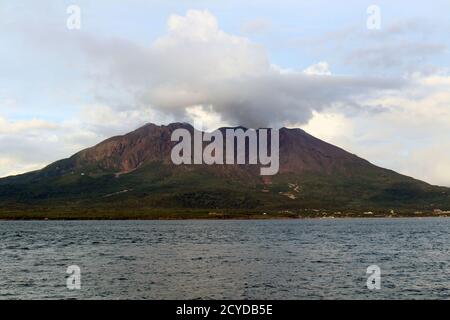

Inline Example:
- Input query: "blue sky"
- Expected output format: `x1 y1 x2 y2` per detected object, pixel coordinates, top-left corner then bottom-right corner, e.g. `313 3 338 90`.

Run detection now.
1 0 450 185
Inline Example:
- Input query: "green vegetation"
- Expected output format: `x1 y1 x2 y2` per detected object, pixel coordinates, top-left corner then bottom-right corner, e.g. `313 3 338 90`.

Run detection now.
1 160 450 220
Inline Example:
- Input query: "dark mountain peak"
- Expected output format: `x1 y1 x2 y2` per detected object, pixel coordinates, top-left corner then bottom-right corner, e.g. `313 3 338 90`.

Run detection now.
70 122 367 175
1 122 448 213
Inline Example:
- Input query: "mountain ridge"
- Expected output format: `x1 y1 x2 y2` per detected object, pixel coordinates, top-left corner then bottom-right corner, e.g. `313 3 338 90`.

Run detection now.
1 122 449 219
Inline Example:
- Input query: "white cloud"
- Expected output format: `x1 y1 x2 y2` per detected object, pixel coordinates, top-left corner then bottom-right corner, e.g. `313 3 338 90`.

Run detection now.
240 18 272 35
63 10 405 129
0 109 135 177
0 156 45 177
0 102 172 177
299 111 353 143
185 105 229 131
298 72 450 186
77 104 167 138
0 116 59 134
303 62 331 76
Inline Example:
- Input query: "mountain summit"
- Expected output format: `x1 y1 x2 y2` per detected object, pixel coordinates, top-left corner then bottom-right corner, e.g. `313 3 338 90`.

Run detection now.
1 123 449 218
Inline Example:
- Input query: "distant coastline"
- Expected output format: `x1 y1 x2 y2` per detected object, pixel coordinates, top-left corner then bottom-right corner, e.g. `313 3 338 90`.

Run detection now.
1 209 449 220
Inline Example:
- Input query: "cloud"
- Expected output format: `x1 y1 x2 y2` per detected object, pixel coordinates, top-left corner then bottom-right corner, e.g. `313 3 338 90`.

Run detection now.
346 42 447 71
240 18 272 35
405 141 450 187
0 156 45 177
303 62 331 75
380 19 436 38
65 10 406 128
299 19 448 75
0 116 59 134
76 104 167 138
300 72 450 186
0 123 64 177
185 105 229 132
0 108 150 177
299 111 354 143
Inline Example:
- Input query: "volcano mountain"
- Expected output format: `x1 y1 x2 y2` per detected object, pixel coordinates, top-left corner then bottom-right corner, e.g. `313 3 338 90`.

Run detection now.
1 123 449 219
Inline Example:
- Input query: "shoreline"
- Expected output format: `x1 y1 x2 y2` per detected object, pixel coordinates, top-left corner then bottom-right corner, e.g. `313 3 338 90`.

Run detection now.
1 214 449 221
1 207 449 221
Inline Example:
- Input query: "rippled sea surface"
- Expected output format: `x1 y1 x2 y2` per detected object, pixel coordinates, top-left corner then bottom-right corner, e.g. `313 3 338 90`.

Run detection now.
1 218 449 299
